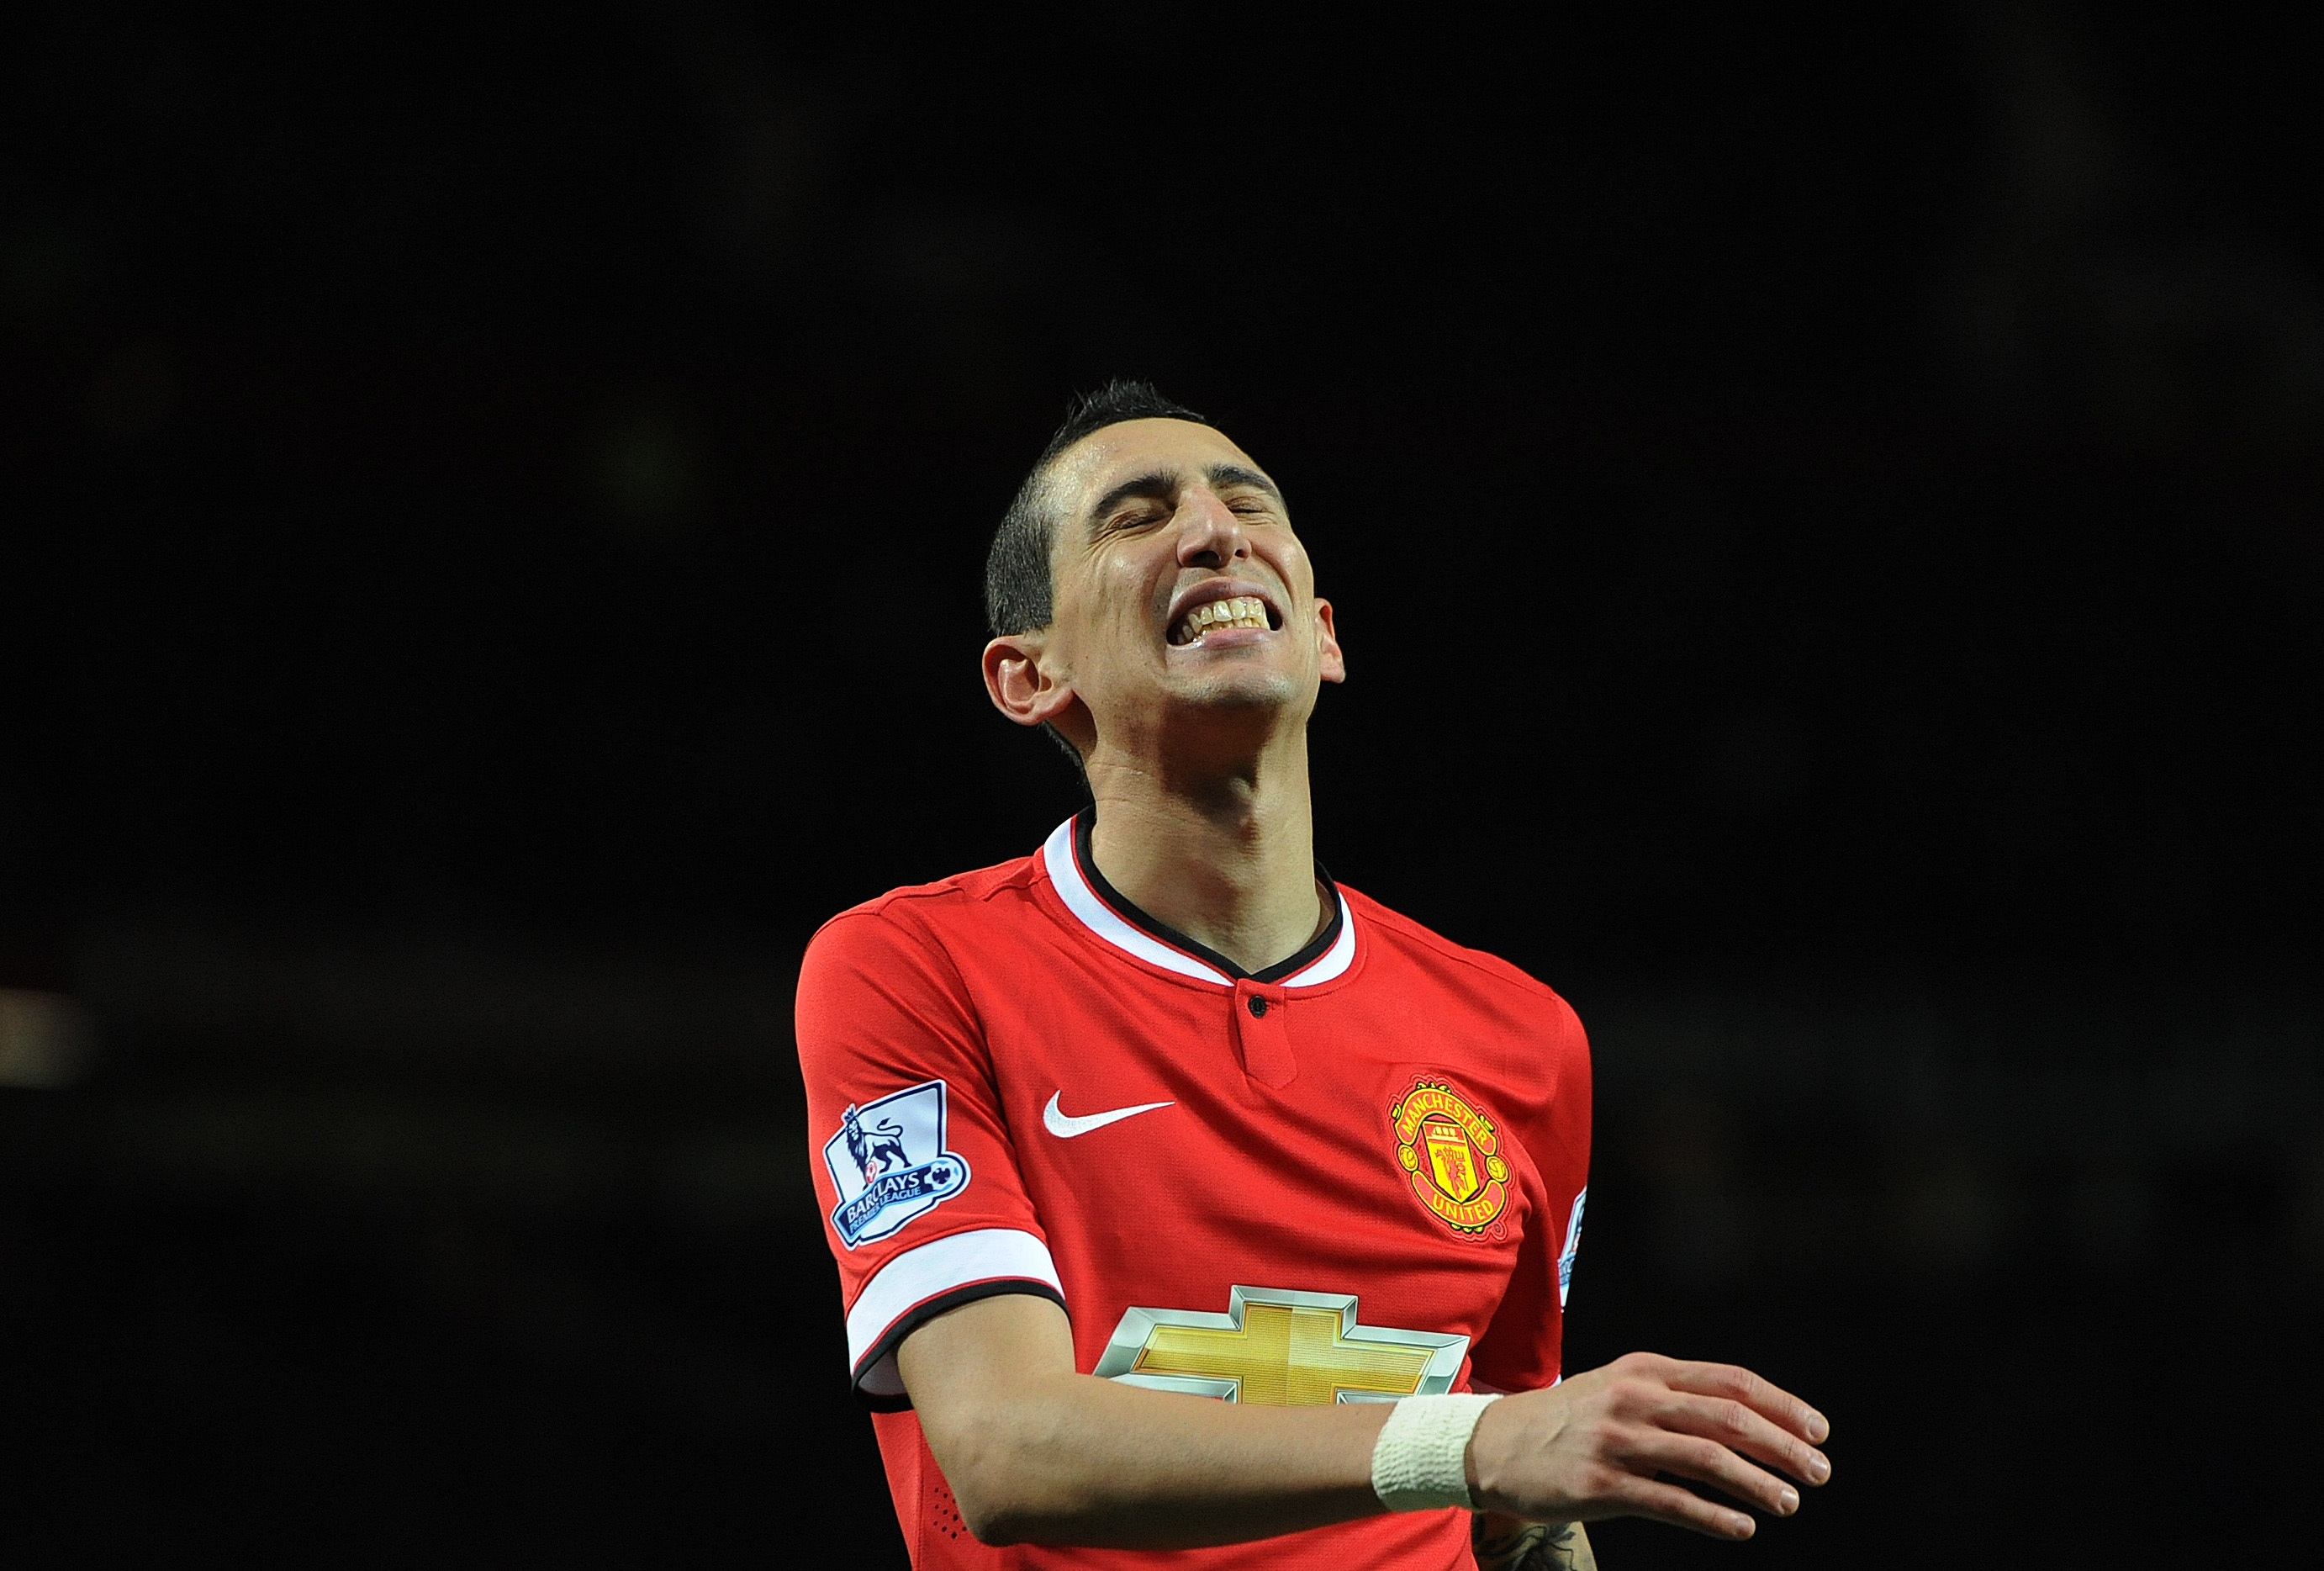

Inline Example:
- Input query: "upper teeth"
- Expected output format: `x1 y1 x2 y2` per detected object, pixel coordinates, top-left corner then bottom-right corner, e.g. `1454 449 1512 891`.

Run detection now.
1171 595 1270 645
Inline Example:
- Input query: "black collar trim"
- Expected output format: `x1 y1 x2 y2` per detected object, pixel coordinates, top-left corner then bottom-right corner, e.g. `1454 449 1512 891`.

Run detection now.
1070 807 1344 985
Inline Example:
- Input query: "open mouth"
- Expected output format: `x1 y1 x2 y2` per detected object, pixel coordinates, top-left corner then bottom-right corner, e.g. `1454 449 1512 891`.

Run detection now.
1168 595 1277 647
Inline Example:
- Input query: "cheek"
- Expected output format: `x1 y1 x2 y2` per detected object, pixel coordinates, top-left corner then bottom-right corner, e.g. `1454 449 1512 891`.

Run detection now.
1098 573 1166 639
1263 541 1315 593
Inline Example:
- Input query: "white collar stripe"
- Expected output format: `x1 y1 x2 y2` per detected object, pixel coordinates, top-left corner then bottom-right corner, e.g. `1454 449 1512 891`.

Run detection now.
1040 818 1357 988
1043 819 1233 984
1281 893 1357 987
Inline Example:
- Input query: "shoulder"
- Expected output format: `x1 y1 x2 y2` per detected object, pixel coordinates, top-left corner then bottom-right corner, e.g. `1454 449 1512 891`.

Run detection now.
803 850 1047 969
1343 885 1566 1002
1345 887 1592 1150
1344 886 1583 1032
795 852 1050 1061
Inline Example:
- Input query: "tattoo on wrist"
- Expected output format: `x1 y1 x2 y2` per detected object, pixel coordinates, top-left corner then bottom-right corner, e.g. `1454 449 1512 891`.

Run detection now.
1471 1517 1596 1571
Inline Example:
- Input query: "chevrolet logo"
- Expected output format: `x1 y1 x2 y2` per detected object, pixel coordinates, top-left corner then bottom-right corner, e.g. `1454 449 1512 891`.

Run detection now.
1093 1287 1469 1406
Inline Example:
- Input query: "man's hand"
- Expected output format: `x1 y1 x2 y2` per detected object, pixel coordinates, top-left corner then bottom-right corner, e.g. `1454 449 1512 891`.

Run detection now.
1466 1353 1832 1541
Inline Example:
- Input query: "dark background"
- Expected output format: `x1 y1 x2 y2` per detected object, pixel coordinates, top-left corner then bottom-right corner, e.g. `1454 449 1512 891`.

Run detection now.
4 4 2318 1564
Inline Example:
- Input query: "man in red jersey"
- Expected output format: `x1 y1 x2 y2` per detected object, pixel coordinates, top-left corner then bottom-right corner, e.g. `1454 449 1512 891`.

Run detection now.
796 383 1830 1569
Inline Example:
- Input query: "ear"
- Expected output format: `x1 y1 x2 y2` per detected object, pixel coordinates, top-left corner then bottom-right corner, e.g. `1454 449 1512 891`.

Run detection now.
1314 598 1345 685
982 631 1080 727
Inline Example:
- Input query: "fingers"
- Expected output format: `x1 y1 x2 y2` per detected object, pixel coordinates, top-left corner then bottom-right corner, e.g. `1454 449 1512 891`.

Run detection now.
1629 1354 1830 1448
1615 1423 1803 1521
1590 1470 1760 1542
1656 1390 1832 1487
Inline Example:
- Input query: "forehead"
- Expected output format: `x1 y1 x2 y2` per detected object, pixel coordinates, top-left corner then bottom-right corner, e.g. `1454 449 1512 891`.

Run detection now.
1046 417 1265 518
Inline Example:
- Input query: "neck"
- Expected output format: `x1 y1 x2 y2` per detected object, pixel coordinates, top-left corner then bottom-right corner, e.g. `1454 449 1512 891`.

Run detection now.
1080 725 1324 976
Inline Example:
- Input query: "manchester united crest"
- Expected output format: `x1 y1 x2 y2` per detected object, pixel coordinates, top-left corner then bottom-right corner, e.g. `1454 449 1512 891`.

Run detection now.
1390 1077 1510 1237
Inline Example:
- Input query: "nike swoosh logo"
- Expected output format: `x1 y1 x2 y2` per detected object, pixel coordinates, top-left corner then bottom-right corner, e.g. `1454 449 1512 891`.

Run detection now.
1043 1091 1175 1139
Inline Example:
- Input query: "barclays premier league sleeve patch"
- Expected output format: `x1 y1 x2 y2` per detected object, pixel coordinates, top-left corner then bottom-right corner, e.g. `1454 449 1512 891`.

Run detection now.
822 1079 971 1249
1557 1186 1587 1307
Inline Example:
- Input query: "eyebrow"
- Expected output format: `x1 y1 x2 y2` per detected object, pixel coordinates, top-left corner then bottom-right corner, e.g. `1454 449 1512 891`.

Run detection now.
1085 463 1286 530
1207 463 1283 504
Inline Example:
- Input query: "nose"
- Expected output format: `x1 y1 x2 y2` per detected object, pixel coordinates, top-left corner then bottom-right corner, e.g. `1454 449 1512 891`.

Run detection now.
1174 488 1250 570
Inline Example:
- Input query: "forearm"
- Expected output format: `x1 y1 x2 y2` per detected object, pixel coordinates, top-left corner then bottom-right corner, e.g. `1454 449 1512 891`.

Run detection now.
936 1367 1392 1547
901 1293 1391 1547
1473 1514 1597 1570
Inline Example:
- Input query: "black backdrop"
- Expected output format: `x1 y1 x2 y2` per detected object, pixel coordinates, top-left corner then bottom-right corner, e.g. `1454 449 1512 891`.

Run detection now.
4 6 2318 1565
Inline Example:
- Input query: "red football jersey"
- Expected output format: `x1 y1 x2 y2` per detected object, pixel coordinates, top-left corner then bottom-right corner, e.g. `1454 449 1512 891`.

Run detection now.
796 812 1592 1570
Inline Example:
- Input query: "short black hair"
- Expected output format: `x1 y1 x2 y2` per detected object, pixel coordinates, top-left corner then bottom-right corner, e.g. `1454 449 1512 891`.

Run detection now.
983 378 1207 638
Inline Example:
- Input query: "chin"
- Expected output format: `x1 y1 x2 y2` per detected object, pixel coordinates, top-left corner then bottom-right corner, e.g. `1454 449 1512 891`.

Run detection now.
1178 669 1306 711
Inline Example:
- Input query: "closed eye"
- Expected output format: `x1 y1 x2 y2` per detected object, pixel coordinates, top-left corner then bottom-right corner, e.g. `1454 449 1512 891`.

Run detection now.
1086 464 1288 538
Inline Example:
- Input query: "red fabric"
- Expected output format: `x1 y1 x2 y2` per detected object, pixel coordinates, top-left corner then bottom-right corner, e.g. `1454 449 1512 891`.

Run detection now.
796 828 1592 1571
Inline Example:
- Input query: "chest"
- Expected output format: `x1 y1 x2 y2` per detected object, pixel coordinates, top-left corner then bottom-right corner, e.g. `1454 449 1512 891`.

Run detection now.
964 947 1550 1364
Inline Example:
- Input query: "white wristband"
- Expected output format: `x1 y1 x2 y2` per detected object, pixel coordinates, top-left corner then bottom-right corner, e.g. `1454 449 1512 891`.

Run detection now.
1370 1392 1502 1513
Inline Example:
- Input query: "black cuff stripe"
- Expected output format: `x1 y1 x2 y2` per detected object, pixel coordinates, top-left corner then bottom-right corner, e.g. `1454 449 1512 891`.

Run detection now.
850 1277 1070 1412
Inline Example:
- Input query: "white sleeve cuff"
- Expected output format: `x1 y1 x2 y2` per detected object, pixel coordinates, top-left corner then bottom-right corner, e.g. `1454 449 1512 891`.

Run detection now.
846 1227 1064 1401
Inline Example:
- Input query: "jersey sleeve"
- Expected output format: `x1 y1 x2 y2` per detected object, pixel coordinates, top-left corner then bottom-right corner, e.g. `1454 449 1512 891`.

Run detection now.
796 903 1062 1410
1469 993 1592 1394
